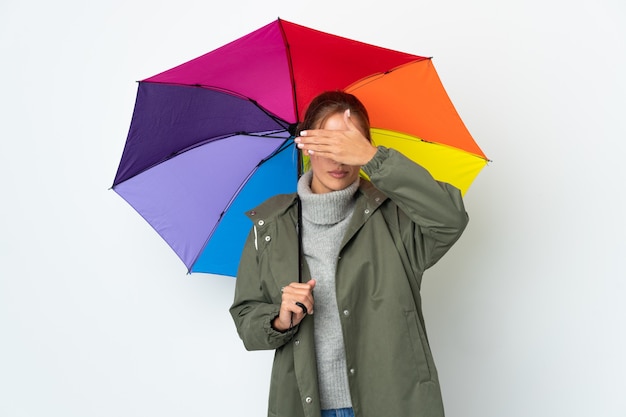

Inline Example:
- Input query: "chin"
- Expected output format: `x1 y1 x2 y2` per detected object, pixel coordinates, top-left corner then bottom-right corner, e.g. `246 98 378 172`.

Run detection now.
330 180 354 191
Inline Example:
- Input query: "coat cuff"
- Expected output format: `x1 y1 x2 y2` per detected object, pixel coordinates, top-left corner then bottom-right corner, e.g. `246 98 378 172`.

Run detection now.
263 305 298 339
362 146 390 177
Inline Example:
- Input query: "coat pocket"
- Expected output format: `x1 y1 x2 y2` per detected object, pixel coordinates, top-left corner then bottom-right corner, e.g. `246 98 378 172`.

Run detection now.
404 310 433 382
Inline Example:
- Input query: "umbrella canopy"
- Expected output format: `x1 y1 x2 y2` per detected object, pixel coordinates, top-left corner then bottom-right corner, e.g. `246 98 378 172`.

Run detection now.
112 18 488 277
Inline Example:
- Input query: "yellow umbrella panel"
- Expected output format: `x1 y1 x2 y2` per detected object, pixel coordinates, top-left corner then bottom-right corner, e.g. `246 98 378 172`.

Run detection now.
368 128 487 195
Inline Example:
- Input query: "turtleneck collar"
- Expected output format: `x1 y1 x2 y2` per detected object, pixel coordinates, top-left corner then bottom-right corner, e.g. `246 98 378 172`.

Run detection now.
297 170 360 225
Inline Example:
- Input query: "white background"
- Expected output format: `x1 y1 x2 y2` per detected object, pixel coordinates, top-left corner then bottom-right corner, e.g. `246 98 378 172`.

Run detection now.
1 0 625 416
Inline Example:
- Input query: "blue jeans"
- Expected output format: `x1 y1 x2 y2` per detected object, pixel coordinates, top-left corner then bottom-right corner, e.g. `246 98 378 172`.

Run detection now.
321 408 354 417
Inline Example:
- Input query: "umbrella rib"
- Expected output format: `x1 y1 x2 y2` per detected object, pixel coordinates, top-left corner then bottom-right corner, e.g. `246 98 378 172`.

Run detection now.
278 18 304 283
112 130 290 187
344 57 431 91
277 18 300 126
371 128 491 162
243 97 293 131
190 137 295 271
142 80 254 101
143 81 292 131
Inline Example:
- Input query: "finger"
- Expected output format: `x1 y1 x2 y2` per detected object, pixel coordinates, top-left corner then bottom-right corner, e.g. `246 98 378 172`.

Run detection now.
281 282 315 314
303 280 316 314
295 135 323 151
343 108 357 131
295 301 308 315
297 129 338 144
278 300 303 324
295 294 315 315
295 135 338 157
279 302 307 328
281 284 314 304
299 129 329 138
281 299 304 315
283 282 315 293
288 290 315 308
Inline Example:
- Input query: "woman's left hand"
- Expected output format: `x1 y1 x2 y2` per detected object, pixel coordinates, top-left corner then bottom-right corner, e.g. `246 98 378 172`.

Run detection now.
295 109 377 166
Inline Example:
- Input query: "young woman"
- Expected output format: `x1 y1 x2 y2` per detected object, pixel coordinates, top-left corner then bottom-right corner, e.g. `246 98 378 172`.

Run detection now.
230 91 469 417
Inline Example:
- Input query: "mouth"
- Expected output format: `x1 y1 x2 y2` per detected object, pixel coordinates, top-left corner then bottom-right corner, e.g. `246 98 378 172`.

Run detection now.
328 170 348 179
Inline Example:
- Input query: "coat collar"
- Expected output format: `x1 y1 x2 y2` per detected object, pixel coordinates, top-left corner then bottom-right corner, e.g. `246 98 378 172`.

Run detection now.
245 178 389 227
245 193 298 225
340 179 388 249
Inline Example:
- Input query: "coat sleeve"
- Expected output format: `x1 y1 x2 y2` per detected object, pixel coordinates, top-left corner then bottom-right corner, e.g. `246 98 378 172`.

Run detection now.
229 228 297 351
361 146 469 270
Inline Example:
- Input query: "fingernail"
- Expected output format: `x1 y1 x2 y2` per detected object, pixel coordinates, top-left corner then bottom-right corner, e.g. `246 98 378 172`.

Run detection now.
300 131 307 136
294 137 300 143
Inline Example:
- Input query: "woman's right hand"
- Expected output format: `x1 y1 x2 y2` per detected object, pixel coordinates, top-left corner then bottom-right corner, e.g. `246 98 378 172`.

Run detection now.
272 279 316 332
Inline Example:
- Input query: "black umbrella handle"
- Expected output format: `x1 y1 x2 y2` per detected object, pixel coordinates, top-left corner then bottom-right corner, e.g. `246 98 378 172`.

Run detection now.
296 146 304 284
297 197 303 283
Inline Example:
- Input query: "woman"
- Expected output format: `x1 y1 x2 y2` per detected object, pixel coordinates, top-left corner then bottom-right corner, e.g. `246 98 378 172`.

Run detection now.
230 91 468 417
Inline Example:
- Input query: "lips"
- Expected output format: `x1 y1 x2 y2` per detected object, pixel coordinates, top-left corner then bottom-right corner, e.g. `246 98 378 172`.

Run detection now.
328 170 348 179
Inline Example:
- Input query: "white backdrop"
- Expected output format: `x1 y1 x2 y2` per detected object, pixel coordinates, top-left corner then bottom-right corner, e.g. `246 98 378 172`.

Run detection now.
1 0 625 416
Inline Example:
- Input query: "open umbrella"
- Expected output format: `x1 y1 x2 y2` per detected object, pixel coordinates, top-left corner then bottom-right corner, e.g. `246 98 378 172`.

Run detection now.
112 18 488 277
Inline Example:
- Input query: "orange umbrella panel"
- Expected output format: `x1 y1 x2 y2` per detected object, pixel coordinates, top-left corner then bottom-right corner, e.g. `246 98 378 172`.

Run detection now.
347 58 488 194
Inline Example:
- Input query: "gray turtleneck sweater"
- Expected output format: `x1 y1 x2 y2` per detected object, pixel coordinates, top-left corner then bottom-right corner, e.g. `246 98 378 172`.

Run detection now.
297 170 360 410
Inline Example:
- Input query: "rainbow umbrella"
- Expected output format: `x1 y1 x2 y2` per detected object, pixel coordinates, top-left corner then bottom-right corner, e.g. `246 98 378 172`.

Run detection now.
112 18 488 277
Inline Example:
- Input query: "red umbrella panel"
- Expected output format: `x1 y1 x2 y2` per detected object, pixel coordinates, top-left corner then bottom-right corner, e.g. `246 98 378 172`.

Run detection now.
112 19 488 276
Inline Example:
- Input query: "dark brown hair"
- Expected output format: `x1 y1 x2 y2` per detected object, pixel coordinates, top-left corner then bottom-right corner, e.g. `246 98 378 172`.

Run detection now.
299 91 371 141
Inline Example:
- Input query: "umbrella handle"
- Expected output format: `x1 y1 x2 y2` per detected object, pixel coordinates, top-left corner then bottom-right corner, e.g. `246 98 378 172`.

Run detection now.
297 145 304 284
297 195 303 284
